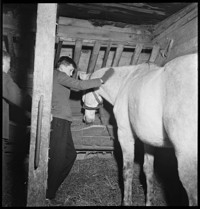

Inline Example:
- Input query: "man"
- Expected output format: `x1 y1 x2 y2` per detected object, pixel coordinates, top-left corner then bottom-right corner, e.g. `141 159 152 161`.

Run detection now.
2 50 32 202
3 50 32 138
46 56 114 204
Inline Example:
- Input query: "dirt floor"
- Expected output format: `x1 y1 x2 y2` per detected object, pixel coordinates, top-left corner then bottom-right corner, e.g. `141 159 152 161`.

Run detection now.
2 139 189 207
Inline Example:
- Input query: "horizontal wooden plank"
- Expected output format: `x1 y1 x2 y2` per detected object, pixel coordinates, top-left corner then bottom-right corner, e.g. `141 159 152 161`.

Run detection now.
57 25 152 44
58 16 152 35
57 37 154 49
153 5 197 41
154 3 197 37
73 136 114 147
91 3 166 15
72 124 115 137
75 144 114 151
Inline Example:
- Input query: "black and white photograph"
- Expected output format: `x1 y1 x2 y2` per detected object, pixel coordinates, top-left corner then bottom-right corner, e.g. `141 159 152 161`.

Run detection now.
2 3 197 206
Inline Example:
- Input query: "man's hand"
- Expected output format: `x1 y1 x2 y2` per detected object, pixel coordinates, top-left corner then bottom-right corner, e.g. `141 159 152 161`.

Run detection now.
100 68 114 83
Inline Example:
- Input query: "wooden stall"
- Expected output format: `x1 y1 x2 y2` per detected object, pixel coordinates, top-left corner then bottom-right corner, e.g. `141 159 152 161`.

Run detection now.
56 16 160 153
2 3 197 206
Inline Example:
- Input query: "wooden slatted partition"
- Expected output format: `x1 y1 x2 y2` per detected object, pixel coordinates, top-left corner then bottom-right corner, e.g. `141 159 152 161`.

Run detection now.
54 39 63 67
149 44 160 62
74 39 83 66
112 44 124 67
54 39 63 66
56 37 160 73
102 42 112 68
87 41 101 73
55 18 159 152
130 43 143 65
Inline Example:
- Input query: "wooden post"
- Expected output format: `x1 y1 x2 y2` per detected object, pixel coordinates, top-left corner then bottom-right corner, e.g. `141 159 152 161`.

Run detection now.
149 44 160 63
27 4 57 206
130 43 143 65
74 39 82 66
54 39 63 67
112 44 124 67
87 41 101 73
102 42 112 68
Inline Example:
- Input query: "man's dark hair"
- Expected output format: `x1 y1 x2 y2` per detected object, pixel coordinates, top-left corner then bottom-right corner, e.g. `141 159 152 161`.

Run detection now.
56 56 77 69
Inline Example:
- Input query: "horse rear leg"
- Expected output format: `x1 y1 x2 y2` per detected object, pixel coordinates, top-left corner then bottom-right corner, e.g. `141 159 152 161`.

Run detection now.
143 144 155 206
164 113 197 205
176 147 197 206
118 129 135 206
165 118 197 205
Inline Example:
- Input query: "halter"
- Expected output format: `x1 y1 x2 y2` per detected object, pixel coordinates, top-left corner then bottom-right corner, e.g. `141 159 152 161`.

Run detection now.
82 72 114 140
82 73 103 110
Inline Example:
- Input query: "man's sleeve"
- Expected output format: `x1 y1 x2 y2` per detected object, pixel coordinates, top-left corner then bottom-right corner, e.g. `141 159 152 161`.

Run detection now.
3 73 32 111
57 71 101 90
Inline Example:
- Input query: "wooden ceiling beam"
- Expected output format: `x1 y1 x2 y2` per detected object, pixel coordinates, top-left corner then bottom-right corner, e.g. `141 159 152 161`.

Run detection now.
57 24 151 44
153 3 197 38
89 3 166 15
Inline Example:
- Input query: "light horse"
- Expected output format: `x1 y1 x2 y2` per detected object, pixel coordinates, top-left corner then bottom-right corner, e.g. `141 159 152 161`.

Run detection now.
80 53 197 206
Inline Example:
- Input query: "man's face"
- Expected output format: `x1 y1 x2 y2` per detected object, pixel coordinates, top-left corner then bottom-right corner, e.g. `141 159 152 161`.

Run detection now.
59 64 74 76
3 57 11 73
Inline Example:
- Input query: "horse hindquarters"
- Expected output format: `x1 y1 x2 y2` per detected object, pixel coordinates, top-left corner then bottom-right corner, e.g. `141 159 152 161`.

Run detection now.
163 55 197 205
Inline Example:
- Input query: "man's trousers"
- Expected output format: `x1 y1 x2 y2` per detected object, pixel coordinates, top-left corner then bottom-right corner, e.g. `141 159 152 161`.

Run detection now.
46 117 77 199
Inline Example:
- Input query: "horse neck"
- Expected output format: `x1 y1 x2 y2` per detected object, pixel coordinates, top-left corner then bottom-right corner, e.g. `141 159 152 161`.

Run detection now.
94 67 134 105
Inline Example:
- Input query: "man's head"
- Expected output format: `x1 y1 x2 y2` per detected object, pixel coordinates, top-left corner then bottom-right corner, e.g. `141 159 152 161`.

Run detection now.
3 50 11 73
56 56 77 77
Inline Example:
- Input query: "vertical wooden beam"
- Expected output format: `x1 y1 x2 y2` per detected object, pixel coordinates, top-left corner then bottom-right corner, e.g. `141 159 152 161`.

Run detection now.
27 4 57 206
112 44 124 67
87 41 101 73
130 43 143 65
149 44 160 63
102 42 112 68
74 39 82 67
54 39 63 67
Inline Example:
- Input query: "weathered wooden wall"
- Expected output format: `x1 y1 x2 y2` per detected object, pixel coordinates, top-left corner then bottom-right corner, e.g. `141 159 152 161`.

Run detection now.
152 3 197 66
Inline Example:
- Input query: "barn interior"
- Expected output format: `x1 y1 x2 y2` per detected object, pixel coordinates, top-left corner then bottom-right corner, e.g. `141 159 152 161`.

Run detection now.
2 3 197 207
